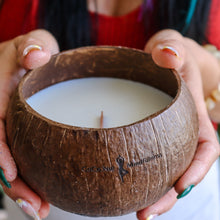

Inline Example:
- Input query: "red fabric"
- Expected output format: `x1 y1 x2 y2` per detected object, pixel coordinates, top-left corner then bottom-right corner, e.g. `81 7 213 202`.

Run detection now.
0 0 38 42
212 121 218 130
207 0 220 49
90 6 154 50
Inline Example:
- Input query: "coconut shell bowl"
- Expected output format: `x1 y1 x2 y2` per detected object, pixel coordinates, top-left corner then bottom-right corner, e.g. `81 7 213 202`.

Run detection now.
6 46 199 217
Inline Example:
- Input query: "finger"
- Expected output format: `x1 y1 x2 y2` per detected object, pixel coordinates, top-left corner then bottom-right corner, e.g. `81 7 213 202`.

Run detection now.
0 121 17 183
0 77 18 184
174 50 220 194
144 29 203 101
145 30 220 98
39 200 50 219
137 188 177 220
14 29 59 70
175 117 220 195
147 31 220 199
145 29 220 215
0 76 19 119
0 140 17 183
3 177 50 219
144 29 184 69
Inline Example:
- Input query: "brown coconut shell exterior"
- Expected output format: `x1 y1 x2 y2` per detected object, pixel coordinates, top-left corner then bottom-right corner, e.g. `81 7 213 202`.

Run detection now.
6 47 199 217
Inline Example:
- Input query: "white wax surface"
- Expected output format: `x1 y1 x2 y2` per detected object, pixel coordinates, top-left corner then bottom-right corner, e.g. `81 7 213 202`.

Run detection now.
26 77 173 128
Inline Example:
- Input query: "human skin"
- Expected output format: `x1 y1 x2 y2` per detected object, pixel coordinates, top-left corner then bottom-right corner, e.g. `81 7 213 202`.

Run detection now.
0 28 219 219
138 29 220 219
0 29 59 219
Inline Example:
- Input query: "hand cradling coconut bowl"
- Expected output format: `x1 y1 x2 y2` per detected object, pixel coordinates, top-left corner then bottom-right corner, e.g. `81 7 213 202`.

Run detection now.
6 46 198 217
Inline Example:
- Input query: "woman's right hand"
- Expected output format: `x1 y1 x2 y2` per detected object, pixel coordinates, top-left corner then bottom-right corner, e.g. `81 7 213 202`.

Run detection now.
0 29 59 219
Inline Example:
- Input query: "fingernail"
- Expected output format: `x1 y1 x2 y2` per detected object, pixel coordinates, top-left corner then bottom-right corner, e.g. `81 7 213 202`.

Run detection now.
16 199 41 220
23 45 42 57
146 214 158 220
177 184 195 199
161 46 180 58
0 167 11 188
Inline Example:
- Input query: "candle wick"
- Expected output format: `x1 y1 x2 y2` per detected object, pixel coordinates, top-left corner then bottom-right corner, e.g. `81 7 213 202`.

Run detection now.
100 111 104 128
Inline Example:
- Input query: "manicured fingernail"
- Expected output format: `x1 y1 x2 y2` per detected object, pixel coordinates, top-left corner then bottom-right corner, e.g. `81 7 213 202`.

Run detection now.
16 199 41 220
0 167 11 188
146 214 158 220
161 46 180 58
23 45 42 57
177 184 195 199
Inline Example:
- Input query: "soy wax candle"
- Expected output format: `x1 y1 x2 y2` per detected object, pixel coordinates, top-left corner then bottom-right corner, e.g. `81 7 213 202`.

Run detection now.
6 47 199 217
27 77 172 128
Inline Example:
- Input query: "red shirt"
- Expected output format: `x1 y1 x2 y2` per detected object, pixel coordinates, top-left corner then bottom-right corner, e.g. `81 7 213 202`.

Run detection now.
89 6 153 50
0 0 220 49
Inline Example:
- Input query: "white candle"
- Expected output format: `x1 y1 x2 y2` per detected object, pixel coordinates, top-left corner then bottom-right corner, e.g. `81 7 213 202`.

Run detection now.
26 77 172 128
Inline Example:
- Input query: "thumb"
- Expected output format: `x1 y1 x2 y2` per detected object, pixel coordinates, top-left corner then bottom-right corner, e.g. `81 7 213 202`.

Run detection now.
144 29 185 69
15 29 59 70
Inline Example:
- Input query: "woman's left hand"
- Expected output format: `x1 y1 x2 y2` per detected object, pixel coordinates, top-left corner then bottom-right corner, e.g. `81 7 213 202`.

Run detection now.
137 29 220 220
